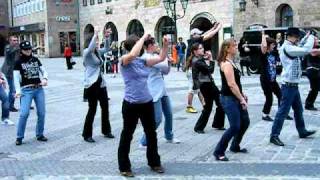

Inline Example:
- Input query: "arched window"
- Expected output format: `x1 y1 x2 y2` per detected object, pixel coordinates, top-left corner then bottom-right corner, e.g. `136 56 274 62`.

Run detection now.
276 4 293 27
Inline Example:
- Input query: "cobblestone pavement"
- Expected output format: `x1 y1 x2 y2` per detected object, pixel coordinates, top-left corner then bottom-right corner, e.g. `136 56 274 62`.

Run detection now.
0 57 319 180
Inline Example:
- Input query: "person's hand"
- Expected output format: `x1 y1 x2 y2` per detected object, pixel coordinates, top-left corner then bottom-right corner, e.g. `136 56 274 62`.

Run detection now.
15 93 21 98
240 98 248 110
311 49 320 56
162 35 170 47
204 51 212 60
142 32 151 41
243 94 248 103
40 79 48 86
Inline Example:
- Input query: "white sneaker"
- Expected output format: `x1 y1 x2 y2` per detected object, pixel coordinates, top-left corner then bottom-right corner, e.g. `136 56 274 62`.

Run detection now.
1 119 15 126
166 138 181 144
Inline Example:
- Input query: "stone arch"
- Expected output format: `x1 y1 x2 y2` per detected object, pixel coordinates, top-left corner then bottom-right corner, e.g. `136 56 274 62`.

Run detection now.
190 12 218 59
105 22 118 43
275 4 294 27
126 19 144 37
154 16 175 45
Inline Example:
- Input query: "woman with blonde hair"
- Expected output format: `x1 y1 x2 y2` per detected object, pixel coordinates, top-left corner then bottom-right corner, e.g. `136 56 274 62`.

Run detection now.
213 39 250 161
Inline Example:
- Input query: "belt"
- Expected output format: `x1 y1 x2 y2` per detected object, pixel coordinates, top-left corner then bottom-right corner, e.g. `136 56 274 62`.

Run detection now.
283 82 299 87
24 85 42 89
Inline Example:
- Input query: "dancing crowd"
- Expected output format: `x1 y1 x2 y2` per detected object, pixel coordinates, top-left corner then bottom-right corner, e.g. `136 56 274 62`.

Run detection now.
1 22 320 177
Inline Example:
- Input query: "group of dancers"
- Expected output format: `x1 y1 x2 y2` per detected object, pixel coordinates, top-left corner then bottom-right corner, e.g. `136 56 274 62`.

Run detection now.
1 21 320 177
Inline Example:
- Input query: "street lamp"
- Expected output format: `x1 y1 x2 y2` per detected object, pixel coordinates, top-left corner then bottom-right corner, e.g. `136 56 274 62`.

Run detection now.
162 0 188 42
239 0 246 12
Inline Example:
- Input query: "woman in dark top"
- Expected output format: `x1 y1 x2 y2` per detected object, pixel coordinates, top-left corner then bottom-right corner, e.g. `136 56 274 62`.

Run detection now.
213 39 250 161
260 32 292 121
190 43 225 133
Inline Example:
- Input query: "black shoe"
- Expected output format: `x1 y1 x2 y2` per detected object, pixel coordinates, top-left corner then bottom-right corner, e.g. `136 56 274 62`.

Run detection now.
230 148 248 153
15 138 22 146
262 115 273 121
10 107 18 112
213 152 229 161
30 106 34 110
104 133 115 139
150 166 165 173
299 130 316 138
120 171 134 177
194 129 205 134
37 135 48 142
285 115 293 120
84 137 95 143
305 106 318 111
270 136 284 146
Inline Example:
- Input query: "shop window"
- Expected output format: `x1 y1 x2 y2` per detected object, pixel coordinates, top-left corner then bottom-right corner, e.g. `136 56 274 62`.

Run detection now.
83 0 87 6
98 0 102 4
106 0 111 2
90 0 95 5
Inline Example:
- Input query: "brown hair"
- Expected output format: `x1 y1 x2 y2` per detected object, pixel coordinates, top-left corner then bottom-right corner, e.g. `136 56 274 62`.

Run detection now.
124 34 144 56
217 38 236 65
185 43 202 69
266 37 276 47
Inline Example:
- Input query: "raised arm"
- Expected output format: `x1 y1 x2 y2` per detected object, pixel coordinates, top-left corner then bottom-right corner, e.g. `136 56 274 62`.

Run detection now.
145 35 169 67
202 22 222 41
261 31 268 54
285 35 315 57
121 33 149 66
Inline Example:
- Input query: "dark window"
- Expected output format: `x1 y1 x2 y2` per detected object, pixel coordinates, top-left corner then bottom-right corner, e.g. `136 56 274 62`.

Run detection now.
106 0 111 2
98 0 102 3
83 0 87 6
280 5 293 27
90 0 95 5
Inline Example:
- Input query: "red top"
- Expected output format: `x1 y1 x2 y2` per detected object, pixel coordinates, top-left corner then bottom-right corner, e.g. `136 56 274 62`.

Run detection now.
64 47 72 57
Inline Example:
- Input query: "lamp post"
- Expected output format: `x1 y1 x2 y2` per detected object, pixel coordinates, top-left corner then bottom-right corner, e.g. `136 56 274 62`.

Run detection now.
162 0 188 42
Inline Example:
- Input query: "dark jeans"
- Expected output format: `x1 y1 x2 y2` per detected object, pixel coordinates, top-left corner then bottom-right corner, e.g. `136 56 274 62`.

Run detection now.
118 100 161 172
260 77 281 114
194 82 225 131
305 69 320 107
66 56 73 69
214 96 250 156
271 85 307 137
82 77 111 138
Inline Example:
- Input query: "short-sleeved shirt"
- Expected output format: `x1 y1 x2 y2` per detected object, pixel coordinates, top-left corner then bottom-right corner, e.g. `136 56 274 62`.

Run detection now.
120 57 152 104
260 51 277 81
14 56 43 86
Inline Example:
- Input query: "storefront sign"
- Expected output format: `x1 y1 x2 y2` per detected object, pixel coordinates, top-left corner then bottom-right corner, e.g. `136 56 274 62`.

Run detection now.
56 16 71 22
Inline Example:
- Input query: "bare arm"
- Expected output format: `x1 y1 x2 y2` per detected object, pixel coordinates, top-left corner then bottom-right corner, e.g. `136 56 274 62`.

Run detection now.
221 62 247 109
145 36 169 67
202 22 222 41
121 33 149 66
261 32 268 54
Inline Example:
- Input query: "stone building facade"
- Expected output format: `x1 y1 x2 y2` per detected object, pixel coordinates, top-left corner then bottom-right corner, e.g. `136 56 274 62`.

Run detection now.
233 0 320 39
0 1 9 56
8 0 79 57
79 0 234 59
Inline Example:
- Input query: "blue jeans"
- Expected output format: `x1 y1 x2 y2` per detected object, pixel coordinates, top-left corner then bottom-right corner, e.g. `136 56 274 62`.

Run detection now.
214 96 250 156
140 96 173 146
6 77 15 109
177 54 185 71
0 85 9 119
17 87 46 139
271 85 306 137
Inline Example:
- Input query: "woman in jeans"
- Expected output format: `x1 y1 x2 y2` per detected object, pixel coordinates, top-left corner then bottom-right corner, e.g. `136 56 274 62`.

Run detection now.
190 43 225 134
214 39 250 161
117 33 169 177
82 29 114 143
14 41 48 145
